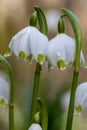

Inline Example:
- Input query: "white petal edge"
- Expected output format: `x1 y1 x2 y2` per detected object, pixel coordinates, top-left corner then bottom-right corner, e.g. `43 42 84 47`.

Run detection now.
28 123 42 130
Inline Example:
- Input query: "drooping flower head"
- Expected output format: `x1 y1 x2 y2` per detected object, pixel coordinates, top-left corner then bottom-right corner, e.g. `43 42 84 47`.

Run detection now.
47 33 85 70
5 26 48 65
75 82 87 115
28 123 42 130
0 78 9 107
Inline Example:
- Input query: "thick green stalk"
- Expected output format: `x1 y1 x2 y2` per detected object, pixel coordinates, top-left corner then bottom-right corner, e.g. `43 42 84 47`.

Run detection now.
0 55 14 130
66 71 79 130
30 63 41 122
62 8 82 130
30 6 48 125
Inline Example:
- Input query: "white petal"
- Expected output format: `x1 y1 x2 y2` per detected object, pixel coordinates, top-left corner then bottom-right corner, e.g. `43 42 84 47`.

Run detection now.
75 82 87 114
9 27 32 58
9 26 48 64
0 78 9 106
48 33 86 70
28 123 42 130
29 28 48 64
48 33 75 69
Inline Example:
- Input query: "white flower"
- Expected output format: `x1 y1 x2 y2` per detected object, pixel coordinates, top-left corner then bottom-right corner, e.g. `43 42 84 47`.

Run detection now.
47 33 85 70
0 78 9 107
29 27 48 65
75 82 87 115
28 123 42 130
6 26 48 65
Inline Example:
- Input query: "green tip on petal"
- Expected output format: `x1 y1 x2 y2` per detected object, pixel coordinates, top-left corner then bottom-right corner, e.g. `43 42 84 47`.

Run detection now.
26 54 33 62
37 54 44 65
45 56 48 61
75 105 82 114
0 98 6 107
57 60 66 70
19 51 25 58
4 48 11 57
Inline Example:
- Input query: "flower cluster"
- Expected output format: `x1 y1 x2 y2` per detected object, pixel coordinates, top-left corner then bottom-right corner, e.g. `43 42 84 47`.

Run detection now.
5 26 86 70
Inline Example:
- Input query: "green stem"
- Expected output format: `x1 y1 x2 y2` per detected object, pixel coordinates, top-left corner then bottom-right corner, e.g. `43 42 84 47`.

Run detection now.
66 71 79 130
30 63 41 122
0 55 14 130
62 8 82 130
34 6 48 35
30 6 48 125
58 15 65 33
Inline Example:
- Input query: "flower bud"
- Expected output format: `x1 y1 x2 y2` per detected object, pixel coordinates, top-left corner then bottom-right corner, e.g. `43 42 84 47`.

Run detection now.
28 123 42 130
58 17 65 33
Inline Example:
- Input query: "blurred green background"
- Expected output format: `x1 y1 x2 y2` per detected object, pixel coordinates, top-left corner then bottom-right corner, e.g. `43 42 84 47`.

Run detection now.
0 0 87 130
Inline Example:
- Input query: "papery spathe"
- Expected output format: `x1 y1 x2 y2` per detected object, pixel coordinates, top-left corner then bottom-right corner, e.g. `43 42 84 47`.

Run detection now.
28 123 42 130
75 82 87 114
47 33 85 70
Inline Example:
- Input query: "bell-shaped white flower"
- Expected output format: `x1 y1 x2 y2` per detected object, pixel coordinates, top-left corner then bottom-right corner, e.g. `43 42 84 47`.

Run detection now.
0 78 9 107
6 26 48 65
28 123 42 130
75 82 87 115
29 27 48 65
47 33 85 70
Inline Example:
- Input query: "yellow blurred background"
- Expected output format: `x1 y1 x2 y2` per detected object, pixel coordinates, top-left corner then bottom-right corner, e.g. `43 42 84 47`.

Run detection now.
0 0 87 130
